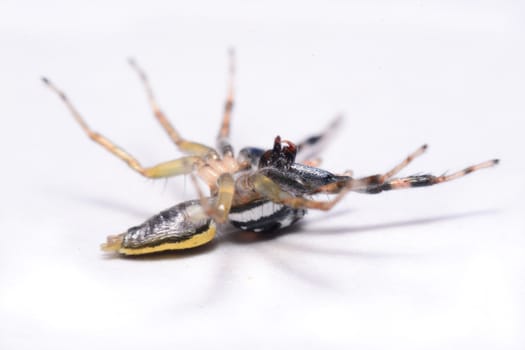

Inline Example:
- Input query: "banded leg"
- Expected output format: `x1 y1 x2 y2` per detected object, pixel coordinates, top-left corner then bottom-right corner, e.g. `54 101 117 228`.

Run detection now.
302 158 322 167
363 159 499 194
296 114 344 162
128 59 218 157
216 49 236 157
313 145 427 195
250 158 498 210
43 78 201 178
348 144 428 191
191 173 235 223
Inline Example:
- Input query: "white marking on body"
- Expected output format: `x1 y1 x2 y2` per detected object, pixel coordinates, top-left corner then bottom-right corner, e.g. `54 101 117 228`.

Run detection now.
229 202 284 223
278 215 295 228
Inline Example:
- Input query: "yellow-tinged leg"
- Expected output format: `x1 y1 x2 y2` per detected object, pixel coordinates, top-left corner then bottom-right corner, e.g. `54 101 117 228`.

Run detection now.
251 173 352 211
128 59 218 157
216 49 235 157
191 173 235 223
142 156 202 178
43 77 202 178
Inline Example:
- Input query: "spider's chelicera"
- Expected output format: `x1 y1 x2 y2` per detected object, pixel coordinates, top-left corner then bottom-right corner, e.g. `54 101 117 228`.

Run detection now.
43 52 499 255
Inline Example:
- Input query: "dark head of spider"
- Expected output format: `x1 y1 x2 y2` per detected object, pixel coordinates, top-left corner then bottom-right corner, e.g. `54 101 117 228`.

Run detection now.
259 136 297 169
256 136 350 196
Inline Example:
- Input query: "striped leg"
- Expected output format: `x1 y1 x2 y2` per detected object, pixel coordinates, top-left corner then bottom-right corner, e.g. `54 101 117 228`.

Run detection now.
216 49 236 157
296 114 344 162
364 159 499 194
249 158 498 211
128 59 218 157
43 78 202 178
349 144 428 191
313 145 427 195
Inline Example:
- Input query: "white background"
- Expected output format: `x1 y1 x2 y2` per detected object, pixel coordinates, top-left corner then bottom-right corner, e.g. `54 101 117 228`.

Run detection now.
1 1 524 349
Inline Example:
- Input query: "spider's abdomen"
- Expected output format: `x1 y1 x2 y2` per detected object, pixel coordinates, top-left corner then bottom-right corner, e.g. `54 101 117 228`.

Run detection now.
229 199 307 232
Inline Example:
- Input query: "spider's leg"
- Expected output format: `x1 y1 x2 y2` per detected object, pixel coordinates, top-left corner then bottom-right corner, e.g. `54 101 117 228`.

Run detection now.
191 172 235 223
296 114 343 162
312 145 427 194
382 144 428 180
248 173 356 211
216 49 235 157
43 78 202 178
302 158 322 167
348 144 428 189
361 159 499 194
128 59 218 157
249 156 498 210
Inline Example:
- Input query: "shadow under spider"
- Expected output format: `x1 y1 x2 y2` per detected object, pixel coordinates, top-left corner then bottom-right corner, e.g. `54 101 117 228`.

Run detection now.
223 209 498 245
62 190 499 310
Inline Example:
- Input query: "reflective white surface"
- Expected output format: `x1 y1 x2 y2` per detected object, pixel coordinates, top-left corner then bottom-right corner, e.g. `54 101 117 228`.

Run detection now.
1 1 524 349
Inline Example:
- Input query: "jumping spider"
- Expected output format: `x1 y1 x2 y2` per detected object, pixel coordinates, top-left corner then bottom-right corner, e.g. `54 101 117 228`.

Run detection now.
43 52 499 255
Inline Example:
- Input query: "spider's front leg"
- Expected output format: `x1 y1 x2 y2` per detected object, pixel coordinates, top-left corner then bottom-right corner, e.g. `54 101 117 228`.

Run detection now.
363 159 499 194
247 173 353 211
246 149 498 212
343 145 498 194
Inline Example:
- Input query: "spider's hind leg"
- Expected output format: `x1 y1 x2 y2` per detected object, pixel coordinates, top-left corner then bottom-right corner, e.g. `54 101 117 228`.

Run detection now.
216 49 236 157
128 59 217 157
43 78 202 178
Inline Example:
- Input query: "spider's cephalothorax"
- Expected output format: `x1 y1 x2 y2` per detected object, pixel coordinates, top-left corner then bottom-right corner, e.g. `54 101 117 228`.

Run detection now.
43 52 499 255
259 136 297 169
